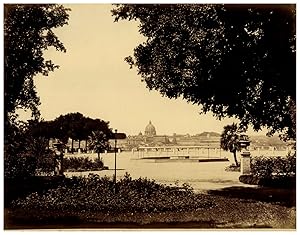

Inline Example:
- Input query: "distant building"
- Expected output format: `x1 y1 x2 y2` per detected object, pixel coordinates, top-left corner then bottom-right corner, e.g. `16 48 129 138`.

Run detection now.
52 121 290 153
119 121 221 151
145 120 156 136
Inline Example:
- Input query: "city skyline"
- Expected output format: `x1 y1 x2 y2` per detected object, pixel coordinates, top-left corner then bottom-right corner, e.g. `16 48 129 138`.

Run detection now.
19 4 267 136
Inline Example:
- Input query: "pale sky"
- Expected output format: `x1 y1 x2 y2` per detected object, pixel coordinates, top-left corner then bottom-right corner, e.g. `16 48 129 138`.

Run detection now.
22 4 267 136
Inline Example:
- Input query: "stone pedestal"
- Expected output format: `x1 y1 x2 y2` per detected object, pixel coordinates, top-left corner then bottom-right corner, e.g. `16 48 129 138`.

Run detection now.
241 151 251 175
54 152 63 176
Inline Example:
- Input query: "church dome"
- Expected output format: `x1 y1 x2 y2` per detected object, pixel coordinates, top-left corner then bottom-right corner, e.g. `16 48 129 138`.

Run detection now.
145 121 156 136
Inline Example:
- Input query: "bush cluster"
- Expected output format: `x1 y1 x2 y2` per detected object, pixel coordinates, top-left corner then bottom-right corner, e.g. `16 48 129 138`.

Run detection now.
63 157 104 172
5 130 57 178
250 153 296 180
11 173 213 213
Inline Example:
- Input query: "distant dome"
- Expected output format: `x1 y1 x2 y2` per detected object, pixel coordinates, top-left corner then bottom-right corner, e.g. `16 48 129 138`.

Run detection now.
145 121 156 136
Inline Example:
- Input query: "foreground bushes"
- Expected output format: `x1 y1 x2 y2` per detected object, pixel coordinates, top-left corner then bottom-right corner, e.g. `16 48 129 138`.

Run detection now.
11 173 213 213
5 176 65 207
240 153 296 188
5 122 57 178
63 157 105 172
251 153 296 179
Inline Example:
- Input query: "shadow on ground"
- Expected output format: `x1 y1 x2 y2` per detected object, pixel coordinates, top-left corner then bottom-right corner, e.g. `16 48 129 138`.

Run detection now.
207 186 296 207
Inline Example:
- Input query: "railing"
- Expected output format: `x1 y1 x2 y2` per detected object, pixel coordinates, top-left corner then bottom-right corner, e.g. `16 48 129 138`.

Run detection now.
135 146 223 159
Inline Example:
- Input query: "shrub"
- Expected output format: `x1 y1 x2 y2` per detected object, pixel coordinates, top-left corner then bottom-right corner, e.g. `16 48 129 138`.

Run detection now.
35 149 57 176
250 153 296 180
63 157 104 172
5 123 57 178
4 175 65 207
11 173 213 213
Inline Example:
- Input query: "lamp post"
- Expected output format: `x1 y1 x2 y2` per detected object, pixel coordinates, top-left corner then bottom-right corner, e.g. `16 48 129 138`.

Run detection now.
109 130 126 193
114 129 117 188
239 135 251 175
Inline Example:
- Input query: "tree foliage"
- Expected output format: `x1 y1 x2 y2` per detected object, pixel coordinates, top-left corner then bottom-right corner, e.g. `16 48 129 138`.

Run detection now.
4 4 70 122
4 122 56 178
220 123 245 166
5 112 113 178
88 130 110 160
112 4 296 139
29 112 113 150
251 153 296 180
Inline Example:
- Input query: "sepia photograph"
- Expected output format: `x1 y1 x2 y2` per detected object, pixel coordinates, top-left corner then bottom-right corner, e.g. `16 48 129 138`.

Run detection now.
3 1 296 230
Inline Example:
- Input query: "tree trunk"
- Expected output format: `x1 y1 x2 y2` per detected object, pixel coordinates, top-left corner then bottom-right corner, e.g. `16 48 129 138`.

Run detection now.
233 151 239 166
97 152 100 161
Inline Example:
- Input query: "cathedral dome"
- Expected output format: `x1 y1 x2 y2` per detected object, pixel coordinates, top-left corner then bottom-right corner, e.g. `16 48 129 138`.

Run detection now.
145 121 156 136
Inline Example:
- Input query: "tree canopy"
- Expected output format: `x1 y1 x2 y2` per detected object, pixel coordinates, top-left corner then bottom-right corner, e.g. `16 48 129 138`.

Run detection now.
112 4 296 140
4 4 70 123
220 123 245 166
28 112 113 146
88 130 110 160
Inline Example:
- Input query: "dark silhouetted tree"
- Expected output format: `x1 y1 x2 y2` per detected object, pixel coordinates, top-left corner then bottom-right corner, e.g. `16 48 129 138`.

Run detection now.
112 4 295 140
29 113 113 154
220 123 244 166
4 4 70 125
4 4 69 179
54 112 85 151
88 130 110 161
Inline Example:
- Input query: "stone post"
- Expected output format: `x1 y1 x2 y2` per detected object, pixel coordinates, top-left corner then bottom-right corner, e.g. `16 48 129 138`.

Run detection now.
241 151 251 175
239 135 251 175
53 143 64 176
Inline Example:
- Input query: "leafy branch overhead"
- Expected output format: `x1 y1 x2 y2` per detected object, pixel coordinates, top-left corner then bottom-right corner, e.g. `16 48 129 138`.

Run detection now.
112 4 296 139
4 4 70 120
